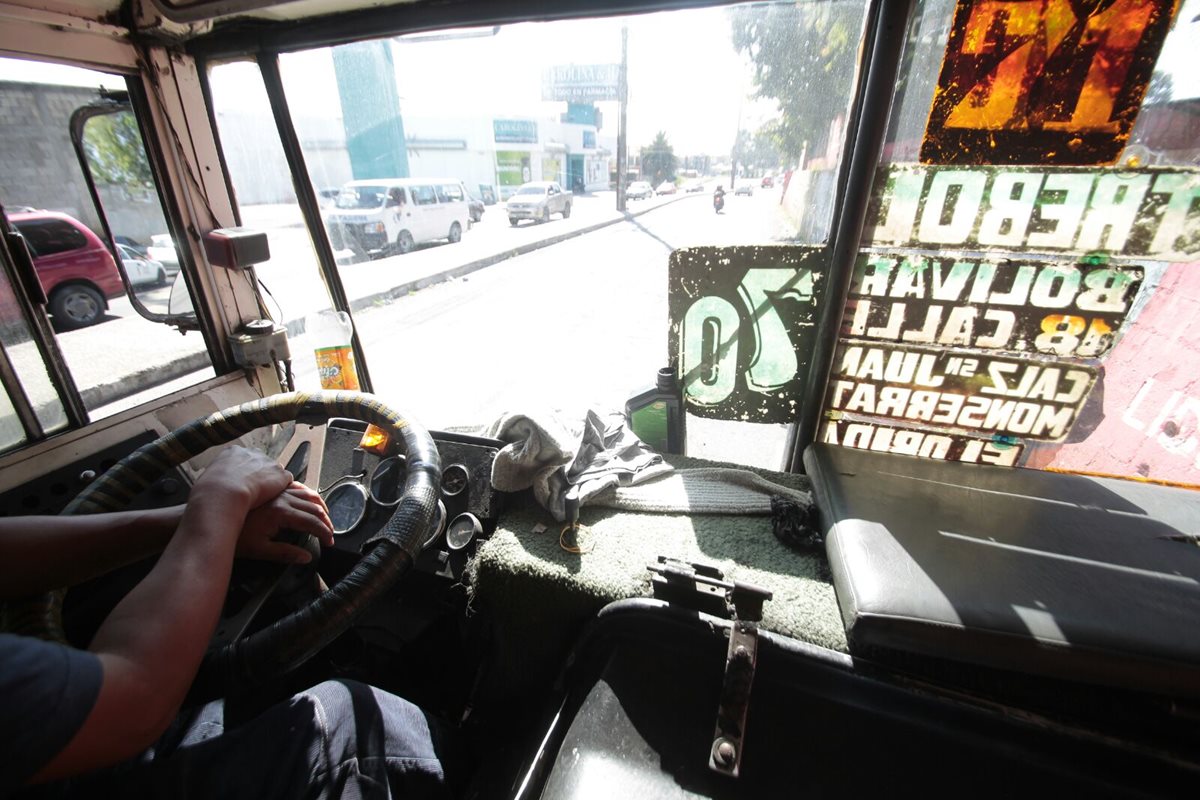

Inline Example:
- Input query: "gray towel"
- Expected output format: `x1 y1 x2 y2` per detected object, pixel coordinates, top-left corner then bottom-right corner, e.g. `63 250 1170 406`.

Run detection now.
484 409 671 522
483 410 813 523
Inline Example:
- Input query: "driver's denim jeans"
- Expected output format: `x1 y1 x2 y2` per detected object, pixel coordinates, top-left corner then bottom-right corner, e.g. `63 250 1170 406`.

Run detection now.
30 679 458 799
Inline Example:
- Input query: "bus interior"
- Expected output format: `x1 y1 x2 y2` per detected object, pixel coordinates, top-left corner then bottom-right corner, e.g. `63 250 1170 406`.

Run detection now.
1 0 1198 796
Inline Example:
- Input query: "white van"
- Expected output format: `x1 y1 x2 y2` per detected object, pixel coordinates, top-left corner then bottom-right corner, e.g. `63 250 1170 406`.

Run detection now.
324 177 470 257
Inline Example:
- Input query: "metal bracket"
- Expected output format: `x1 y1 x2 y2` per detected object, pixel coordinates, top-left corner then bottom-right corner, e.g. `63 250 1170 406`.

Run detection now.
647 556 772 779
709 619 759 778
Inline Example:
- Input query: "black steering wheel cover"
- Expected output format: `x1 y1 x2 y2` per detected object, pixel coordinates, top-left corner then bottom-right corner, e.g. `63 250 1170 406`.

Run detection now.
55 391 440 689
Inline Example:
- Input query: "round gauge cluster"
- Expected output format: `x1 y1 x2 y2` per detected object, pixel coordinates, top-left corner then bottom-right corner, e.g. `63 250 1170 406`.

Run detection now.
442 463 469 496
424 500 448 549
446 512 482 550
321 451 485 556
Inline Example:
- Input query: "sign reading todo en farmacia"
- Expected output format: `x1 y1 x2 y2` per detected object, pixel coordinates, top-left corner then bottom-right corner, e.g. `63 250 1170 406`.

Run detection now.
541 64 620 103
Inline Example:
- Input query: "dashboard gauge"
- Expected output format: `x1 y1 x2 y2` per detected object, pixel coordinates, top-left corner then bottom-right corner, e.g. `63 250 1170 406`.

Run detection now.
442 463 469 497
446 512 482 551
326 481 368 536
368 454 406 506
423 500 448 549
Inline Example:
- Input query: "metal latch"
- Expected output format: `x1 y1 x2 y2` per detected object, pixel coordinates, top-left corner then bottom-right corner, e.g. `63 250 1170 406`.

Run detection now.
648 557 772 778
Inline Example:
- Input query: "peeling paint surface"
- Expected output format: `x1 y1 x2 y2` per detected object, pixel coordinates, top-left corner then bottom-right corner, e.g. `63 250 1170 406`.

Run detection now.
668 246 826 423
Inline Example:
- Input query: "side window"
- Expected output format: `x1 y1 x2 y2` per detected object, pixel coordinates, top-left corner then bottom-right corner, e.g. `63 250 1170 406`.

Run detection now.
14 219 87 256
0 56 213 437
438 184 463 202
413 185 437 205
0 240 69 450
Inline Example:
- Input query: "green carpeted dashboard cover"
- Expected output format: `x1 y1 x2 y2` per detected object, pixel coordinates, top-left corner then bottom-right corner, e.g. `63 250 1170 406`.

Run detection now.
466 455 846 699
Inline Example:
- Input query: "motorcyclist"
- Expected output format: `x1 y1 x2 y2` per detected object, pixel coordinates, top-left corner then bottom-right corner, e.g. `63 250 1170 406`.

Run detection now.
713 184 726 213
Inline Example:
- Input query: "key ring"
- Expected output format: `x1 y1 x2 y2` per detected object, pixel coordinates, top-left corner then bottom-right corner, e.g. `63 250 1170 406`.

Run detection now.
559 522 593 554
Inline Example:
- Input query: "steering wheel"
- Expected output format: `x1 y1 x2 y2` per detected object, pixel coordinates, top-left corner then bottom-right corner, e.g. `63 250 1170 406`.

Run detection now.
27 391 440 690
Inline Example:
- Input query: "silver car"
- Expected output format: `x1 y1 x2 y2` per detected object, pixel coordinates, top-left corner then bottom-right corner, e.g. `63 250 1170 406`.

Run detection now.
507 181 573 225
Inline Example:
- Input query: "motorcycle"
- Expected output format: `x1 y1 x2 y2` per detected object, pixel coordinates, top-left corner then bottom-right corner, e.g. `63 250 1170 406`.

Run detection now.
713 192 725 213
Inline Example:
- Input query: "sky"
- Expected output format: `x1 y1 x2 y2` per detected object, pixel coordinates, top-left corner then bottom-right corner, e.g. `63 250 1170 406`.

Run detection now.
3 0 1199 154
245 5 778 155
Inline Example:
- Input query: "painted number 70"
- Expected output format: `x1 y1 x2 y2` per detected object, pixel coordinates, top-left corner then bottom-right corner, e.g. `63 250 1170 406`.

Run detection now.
680 268 815 405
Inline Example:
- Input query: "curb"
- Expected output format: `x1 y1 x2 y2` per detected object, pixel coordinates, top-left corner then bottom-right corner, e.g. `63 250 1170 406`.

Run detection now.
100 194 696 407
86 350 214 411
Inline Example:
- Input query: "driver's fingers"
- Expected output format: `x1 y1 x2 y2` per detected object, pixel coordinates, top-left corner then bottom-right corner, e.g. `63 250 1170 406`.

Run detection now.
285 482 331 516
277 494 334 545
271 504 334 547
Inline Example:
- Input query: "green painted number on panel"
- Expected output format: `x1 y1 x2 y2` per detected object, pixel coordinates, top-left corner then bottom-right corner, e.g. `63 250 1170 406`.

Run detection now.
737 268 814 393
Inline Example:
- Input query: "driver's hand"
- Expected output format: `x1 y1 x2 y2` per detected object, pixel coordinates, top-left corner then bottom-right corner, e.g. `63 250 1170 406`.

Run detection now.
235 481 335 564
193 445 293 514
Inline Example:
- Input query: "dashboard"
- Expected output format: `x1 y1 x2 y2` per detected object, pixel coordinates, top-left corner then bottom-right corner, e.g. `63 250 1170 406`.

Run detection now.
315 418 506 583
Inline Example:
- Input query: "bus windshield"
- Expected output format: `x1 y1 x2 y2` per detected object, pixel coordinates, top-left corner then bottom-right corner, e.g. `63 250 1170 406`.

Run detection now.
206 0 869 469
201 0 1200 483
1 0 1196 485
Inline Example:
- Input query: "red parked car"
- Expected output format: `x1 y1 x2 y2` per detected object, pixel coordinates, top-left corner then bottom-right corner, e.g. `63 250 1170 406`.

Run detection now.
10 211 124 329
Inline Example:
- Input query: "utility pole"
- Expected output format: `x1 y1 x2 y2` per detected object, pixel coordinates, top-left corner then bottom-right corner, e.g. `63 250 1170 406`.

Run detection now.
617 25 628 213
730 91 743 191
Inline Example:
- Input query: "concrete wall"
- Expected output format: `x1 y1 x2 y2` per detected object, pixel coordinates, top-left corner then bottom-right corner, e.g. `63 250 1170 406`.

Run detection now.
0 82 170 242
0 81 101 231
1 80 608 222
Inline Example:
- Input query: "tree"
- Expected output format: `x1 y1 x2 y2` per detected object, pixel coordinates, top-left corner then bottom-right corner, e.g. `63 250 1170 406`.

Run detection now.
731 128 752 177
82 110 154 189
640 131 678 183
729 3 862 164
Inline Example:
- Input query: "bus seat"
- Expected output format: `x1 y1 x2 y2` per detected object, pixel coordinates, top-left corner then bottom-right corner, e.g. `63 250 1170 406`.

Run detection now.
804 444 1200 698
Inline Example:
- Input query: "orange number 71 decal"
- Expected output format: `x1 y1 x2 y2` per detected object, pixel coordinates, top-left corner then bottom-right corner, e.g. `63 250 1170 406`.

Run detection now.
920 0 1178 166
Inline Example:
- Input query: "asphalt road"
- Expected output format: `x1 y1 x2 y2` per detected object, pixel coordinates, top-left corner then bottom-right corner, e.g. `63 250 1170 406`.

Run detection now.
297 184 795 467
39 184 795 466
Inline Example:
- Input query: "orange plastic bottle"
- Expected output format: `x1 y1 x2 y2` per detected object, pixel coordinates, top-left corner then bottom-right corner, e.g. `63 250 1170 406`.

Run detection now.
308 310 389 452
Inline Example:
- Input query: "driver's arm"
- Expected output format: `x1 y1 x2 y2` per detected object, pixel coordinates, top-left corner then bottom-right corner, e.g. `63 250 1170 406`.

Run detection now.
0 506 184 599
29 447 333 784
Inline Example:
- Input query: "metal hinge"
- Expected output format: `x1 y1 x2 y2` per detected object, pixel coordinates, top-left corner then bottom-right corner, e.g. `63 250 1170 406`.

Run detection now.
648 556 772 778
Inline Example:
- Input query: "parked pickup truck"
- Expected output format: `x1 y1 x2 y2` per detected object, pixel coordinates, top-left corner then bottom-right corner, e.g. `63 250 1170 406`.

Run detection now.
507 181 572 225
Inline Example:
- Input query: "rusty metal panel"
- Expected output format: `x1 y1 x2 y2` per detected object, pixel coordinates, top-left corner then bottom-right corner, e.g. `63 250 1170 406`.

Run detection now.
668 246 826 423
920 0 1177 166
846 253 1144 357
865 165 1200 261
819 418 1024 465
828 342 1097 442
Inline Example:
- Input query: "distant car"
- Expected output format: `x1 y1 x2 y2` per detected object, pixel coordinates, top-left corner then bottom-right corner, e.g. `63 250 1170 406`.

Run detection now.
507 181 573 225
684 180 706 193
734 184 754 196
147 233 181 275
761 175 775 188
10 211 124 329
114 235 148 257
655 181 677 195
117 244 169 287
626 181 654 200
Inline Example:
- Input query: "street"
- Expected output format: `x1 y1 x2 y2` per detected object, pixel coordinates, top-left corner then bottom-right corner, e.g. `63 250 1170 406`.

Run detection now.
50 183 795 466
